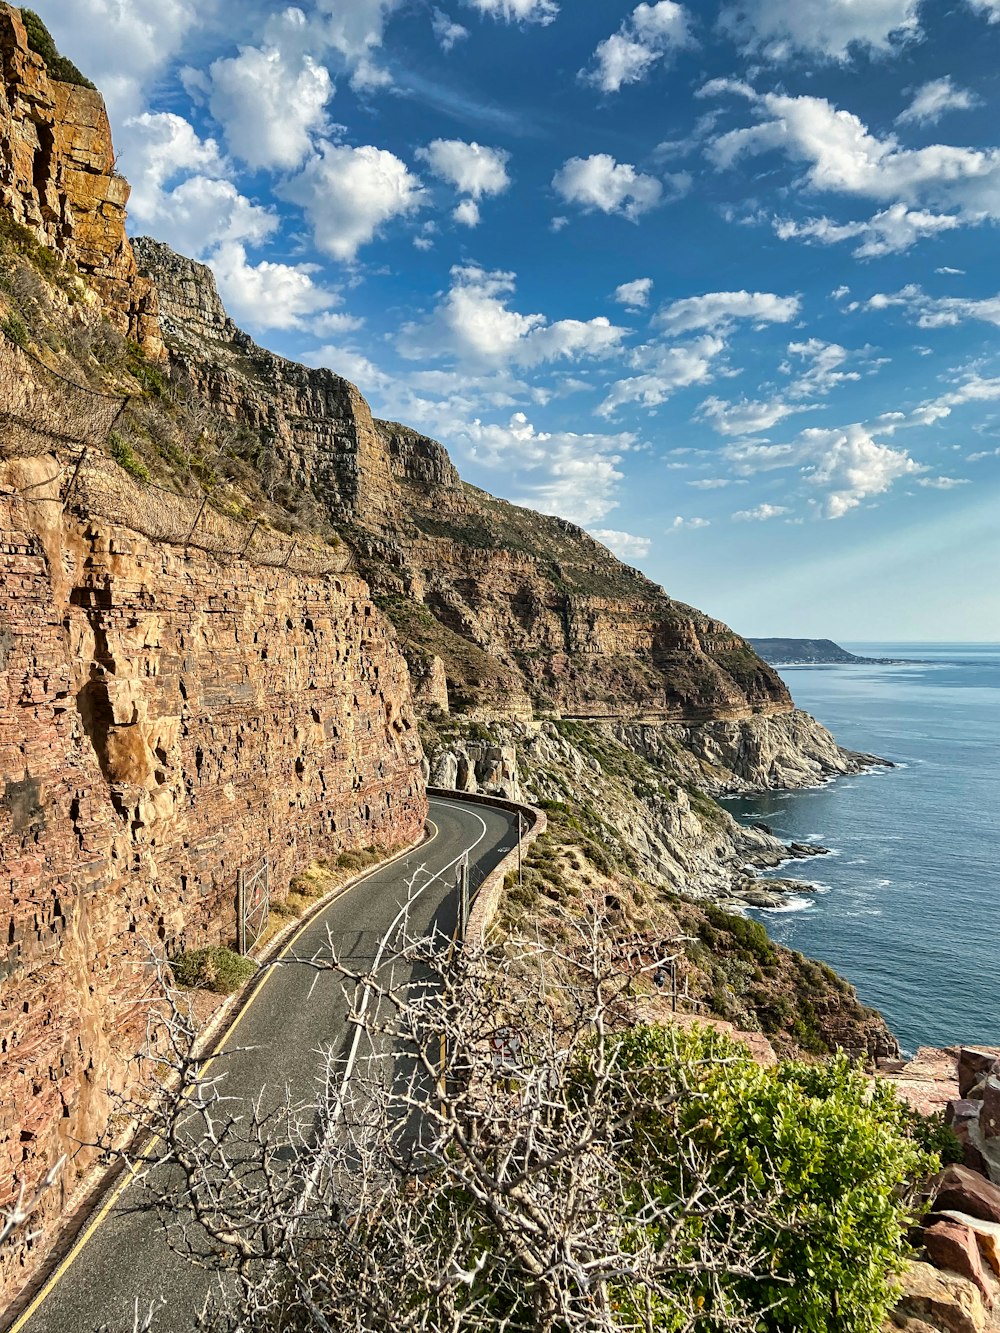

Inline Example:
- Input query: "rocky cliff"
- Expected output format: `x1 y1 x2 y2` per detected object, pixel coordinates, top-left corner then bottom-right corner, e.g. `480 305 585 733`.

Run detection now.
0 4 161 356
0 452 425 1267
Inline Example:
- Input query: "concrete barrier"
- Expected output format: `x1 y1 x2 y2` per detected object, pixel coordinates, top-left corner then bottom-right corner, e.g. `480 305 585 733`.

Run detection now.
427 787 547 943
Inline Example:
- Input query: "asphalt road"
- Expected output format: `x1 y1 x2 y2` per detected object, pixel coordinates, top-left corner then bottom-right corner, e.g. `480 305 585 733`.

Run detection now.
8 795 518 1333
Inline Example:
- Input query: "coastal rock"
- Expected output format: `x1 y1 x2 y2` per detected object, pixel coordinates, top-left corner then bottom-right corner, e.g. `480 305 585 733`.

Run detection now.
893 1261 986 1333
934 1167 1000 1227
923 1221 994 1306
980 1079 1000 1141
936 1212 1000 1280
961 1050 1000 1099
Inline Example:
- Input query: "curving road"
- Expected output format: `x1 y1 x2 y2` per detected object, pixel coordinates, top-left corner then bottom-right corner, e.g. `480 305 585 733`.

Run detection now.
7 795 518 1333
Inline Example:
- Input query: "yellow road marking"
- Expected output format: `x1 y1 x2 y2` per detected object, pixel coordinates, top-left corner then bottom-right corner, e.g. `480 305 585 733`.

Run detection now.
7 822 440 1333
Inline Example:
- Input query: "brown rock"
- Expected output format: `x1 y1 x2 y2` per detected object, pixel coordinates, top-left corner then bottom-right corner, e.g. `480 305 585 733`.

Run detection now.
960 1050 1000 1099
981 1079 1000 1142
895 1260 986 1333
924 1221 994 1305
934 1166 1000 1227
936 1211 1000 1280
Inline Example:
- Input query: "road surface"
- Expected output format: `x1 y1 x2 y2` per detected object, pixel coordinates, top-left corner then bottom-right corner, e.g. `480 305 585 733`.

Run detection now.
7 795 518 1333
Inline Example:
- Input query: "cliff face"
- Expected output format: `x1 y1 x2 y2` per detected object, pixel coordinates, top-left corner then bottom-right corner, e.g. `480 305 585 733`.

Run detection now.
0 454 425 1247
134 239 796 730
0 4 161 355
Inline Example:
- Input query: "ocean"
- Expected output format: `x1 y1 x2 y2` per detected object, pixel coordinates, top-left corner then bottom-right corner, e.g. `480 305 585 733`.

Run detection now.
722 643 1000 1056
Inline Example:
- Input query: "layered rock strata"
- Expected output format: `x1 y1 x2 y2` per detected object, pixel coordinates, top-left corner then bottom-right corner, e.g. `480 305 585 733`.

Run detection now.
0 5 161 355
0 455 425 1270
133 240 809 735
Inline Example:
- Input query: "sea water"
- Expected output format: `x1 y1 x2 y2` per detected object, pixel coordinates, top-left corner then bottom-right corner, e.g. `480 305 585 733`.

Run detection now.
722 644 1000 1055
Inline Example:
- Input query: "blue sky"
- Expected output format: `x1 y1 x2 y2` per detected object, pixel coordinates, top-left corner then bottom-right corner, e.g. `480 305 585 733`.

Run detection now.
37 0 1000 640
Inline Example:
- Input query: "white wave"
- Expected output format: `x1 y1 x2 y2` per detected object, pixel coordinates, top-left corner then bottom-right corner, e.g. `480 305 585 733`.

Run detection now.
761 896 815 914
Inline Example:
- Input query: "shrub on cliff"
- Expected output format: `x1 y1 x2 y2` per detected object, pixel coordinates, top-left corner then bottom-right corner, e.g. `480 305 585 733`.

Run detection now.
19 10 96 88
170 946 256 994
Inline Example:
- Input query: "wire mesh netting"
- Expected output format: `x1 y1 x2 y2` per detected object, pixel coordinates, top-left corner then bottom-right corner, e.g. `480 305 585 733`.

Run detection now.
0 335 126 457
0 334 353 578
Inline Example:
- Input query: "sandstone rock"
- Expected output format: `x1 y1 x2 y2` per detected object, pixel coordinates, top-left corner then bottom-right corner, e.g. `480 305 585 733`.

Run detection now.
960 1050 1000 1099
937 1212 1000 1279
924 1221 994 1305
894 1260 986 1333
934 1167 1000 1226
980 1079 1000 1142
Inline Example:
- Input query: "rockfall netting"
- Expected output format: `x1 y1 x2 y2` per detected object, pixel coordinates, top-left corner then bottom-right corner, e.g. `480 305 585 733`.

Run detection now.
0 335 126 457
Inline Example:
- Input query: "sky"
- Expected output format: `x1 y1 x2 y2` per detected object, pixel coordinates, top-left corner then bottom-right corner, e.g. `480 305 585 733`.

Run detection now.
34 0 1000 641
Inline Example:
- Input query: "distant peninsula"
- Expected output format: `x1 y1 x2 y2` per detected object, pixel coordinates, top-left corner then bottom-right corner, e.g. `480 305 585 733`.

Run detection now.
749 638 906 666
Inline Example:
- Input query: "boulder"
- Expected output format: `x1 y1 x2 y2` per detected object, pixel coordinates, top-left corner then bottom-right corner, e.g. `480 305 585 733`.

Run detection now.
980 1078 1000 1142
894 1260 986 1333
959 1050 1000 1099
923 1220 994 1305
934 1166 1000 1226
950 1101 985 1130
936 1211 1000 1279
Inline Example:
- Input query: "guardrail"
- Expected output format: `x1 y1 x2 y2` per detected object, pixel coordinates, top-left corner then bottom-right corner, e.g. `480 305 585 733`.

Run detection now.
426 787 546 944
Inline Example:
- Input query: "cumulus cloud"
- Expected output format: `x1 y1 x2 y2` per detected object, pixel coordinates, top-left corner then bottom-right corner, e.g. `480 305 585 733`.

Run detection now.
784 338 864 396
774 205 962 257
917 476 970 488
280 142 424 260
598 336 725 415
583 2 693 94
732 503 790 520
432 8 469 50
866 285 1000 329
416 140 510 225
465 413 632 523
656 289 800 333
614 278 654 308
40 0 205 116
688 477 741 488
705 84 1000 242
208 241 352 332
397 265 628 369
462 0 558 23
670 515 710 529
719 0 921 62
315 0 404 89
590 528 653 558
699 396 807 436
552 155 664 221
204 15 333 170
897 77 979 127
967 0 1000 21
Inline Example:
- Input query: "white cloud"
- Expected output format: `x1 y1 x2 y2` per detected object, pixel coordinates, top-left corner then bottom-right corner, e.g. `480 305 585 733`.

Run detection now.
552 155 664 221
969 446 1000 461
280 142 425 260
308 344 394 394
967 0 1000 21
733 503 790 521
465 413 631 523
784 338 864 396
896 77 978 127
583 2 693 94
397 265 628 369
614 278 654 308
670 515 710 529
867 285 1000 328
591 528 652 558
699 396 806 436
598 336 725 415
725 422 924 517
719 0 921 62
315 0 404 89
656 289 800 333
774 204 962 257
432 8 469 50
204 15 333 170
706 85 1000 236
208 241 352 332
689 477 739 488
40 0 205 117
416 140 511 223
462 0 558 23
917 476 970 488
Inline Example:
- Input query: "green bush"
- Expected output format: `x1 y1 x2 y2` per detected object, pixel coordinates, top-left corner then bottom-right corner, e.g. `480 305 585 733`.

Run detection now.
20 10 96 87
170 946 257 994
1 311 28 348
908 1108 964 1166
107 430 150 483
599 1025 934 1331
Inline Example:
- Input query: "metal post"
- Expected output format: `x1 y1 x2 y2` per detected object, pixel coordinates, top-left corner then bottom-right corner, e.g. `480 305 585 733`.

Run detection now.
236 869 246 956
517 811 523 890
281 539 297 569
184 496 208 549
459 856 470 938
671 958 677 1013
239 519 259 557
60 446 89 510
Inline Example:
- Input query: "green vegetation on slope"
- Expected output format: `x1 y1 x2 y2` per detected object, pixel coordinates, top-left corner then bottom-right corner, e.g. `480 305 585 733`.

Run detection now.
19 9 95 87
